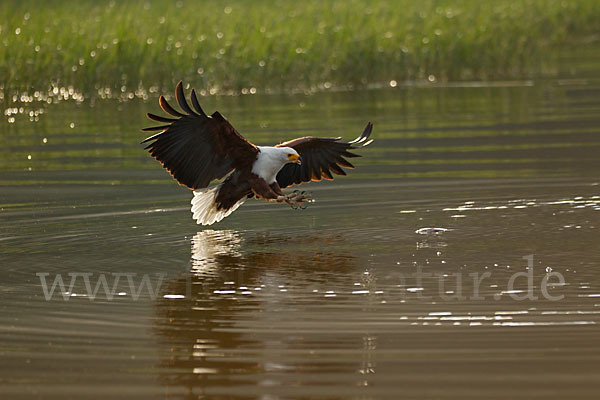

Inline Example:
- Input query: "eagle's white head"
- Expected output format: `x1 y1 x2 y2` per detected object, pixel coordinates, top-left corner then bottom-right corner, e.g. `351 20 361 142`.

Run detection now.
252 146 302 183
277 146 302 165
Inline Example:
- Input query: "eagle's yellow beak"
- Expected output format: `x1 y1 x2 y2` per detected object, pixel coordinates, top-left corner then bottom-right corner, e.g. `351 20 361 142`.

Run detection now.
288 154 302 164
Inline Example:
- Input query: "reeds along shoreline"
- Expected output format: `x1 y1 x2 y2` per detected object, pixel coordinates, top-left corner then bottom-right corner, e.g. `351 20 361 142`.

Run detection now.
1 0 599 100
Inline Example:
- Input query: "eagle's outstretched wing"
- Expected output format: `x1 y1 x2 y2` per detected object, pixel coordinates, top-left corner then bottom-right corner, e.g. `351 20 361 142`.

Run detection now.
275 122 373 189
141 82 258 189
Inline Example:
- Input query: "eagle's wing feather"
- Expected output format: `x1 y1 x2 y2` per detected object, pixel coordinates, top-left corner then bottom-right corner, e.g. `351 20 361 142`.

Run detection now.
142 81 258 189
275 122 373 189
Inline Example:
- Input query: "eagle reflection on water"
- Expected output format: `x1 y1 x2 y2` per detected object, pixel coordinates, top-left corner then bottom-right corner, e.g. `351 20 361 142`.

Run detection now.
153 230 362 396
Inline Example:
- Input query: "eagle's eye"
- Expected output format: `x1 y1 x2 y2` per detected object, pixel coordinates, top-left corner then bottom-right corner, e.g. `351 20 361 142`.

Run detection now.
287 153 292 157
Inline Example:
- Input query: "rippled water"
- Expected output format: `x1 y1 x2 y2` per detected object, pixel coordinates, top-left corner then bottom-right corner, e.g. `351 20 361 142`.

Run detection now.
2 74 600 398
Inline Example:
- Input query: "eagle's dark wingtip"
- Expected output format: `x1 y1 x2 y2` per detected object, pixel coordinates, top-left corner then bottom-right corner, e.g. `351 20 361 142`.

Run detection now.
175 81 197 116
146 112 177 123
190 89 207 117
159 95 185 118
140 131 163 144
361 122 374 146
349 121 374 146
141 125 169 132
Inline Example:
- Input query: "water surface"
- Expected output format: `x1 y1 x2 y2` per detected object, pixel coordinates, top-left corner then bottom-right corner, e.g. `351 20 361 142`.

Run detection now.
1 75 600 399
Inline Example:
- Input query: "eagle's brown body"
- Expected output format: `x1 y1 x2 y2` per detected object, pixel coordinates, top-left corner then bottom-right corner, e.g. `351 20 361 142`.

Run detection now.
142 82 373 225
215 170 283 210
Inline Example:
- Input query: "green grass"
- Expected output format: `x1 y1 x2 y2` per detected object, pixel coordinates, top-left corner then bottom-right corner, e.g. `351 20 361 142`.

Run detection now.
1 0 599 100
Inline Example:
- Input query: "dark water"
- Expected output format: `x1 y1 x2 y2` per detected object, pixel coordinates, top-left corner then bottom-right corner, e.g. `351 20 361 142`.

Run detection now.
2 74 600 398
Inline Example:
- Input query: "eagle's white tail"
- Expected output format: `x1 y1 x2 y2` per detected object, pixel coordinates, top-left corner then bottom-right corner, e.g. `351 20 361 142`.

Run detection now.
191 185 246 225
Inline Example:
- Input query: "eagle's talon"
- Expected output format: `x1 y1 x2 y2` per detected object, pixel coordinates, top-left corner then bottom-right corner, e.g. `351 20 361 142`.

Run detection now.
282 191 313 209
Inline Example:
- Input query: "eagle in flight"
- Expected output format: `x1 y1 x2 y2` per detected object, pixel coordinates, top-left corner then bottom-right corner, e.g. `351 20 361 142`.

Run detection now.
142 82 373 225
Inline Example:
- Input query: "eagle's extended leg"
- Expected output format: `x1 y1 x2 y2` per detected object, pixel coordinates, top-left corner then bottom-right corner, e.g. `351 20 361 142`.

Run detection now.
248 175 313 209
249 175 291 204
285 190 314 209
263 181 312 209
268 182 312 209
269 182 312 209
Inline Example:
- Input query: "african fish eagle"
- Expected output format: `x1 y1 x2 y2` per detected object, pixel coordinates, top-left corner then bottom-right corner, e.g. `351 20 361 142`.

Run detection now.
141 82 373 225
